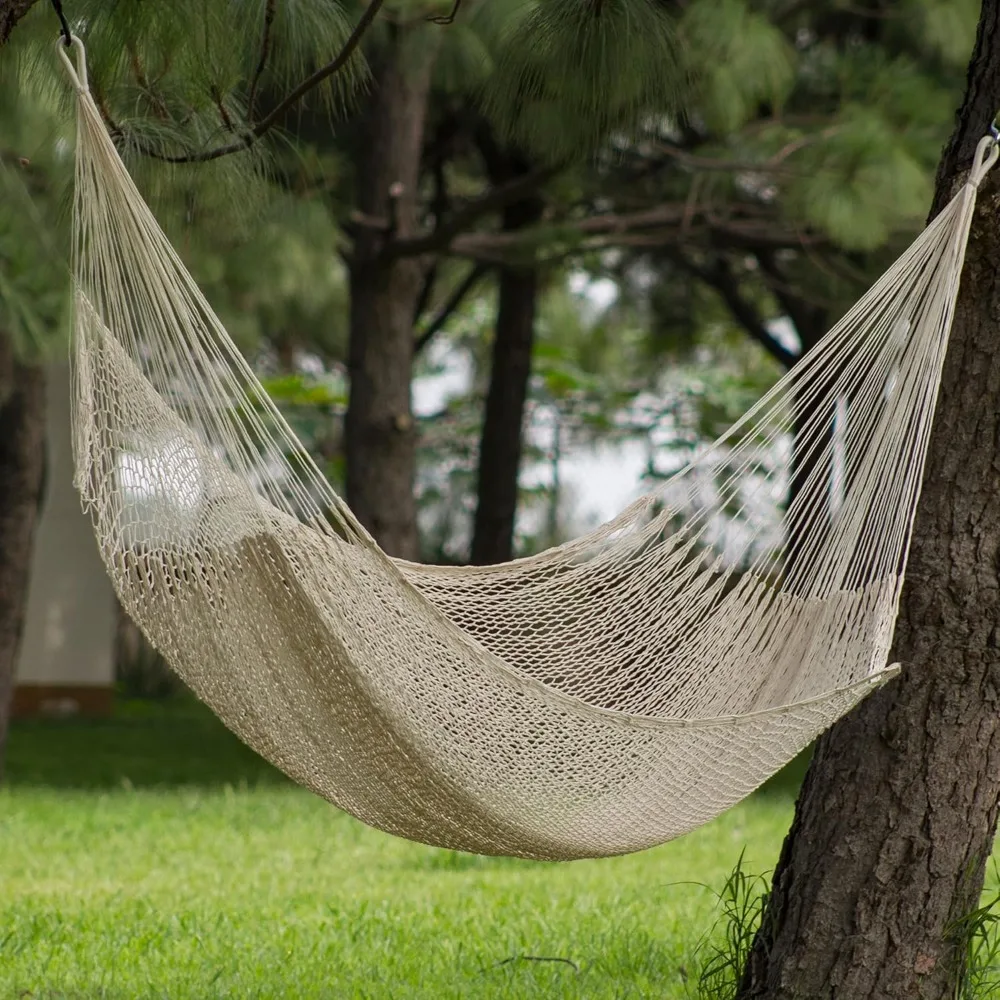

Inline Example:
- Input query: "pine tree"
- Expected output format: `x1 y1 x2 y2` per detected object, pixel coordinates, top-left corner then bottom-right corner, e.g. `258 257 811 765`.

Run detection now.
466 125 545 565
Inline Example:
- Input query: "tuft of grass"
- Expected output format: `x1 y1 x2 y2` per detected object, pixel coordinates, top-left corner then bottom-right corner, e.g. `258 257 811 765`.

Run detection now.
691 850 769 1000
949 861 1000 1000
691 851 1000 1000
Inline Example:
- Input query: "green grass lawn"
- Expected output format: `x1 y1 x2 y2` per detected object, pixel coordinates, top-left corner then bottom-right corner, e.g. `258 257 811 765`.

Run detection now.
0 700 822 998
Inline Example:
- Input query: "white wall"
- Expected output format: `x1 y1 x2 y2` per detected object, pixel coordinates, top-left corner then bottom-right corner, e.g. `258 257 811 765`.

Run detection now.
16 362 116 690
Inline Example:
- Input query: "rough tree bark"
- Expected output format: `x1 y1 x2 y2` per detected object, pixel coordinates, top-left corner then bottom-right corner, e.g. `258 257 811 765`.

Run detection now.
739 4 1000 998
470 140 545 566
345 25 438 559
0 0 38 46
0 335 46 779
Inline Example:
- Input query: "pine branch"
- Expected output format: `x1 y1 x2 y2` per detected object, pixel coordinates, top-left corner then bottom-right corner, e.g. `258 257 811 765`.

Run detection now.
137 0 387 164
655 144 799 176
127 44 173 122
385 164 563 258
671 251 799 369
414 263 489 353
443 202 828 264
247 0 278 122
654 127 841 177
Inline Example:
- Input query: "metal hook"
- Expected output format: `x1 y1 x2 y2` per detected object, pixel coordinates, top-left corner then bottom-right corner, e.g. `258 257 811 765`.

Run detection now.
50 0 72 47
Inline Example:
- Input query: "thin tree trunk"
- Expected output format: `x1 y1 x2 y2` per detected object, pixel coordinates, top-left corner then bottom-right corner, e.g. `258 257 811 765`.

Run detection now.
0 337 46 779
702 250 831 583
739 6 1000 997
780 303 832 594
470 142 544 566
345 26 437 560
468 265 538 564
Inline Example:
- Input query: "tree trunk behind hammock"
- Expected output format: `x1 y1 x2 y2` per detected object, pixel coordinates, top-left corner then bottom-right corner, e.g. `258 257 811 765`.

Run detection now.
470 141 545 566
774 289 831 593
0 337 46 779
345 25 437 561
739 5 1000 998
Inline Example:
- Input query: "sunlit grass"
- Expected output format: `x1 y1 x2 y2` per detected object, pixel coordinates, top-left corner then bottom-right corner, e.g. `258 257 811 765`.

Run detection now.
0 699 802 999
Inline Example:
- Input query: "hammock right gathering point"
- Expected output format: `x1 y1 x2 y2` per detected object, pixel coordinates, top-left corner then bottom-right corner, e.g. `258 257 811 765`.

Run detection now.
58 36 998 860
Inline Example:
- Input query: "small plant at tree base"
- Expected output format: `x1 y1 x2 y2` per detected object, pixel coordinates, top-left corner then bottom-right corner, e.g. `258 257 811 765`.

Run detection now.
692 850 770 1000
947 861 1000 1000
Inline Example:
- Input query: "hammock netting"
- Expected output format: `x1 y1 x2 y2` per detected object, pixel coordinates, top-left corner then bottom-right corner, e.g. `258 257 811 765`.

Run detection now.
58 38 998 860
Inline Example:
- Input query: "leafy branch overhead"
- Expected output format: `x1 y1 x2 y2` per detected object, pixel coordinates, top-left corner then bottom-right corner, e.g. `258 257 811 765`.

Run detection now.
334 0 955 282
17 0 692 165
2 0 970 348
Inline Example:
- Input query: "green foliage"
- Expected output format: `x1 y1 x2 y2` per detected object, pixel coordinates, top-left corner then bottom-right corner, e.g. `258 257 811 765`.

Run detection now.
533 281 659 442
575 0 978 403
432 20 495 96
0 42 73 359
3 4 350 368
261 369 347 488
680 0 796 134
5 0 370 237
0 182 67 359
196 194 349 357
761 40 954 249
477 0 688 162
788 106 934 250
902 0 980 67
73 0 365 144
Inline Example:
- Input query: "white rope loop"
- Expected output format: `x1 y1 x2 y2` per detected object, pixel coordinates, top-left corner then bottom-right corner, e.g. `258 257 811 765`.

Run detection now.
969 134 998 188
56 33 88 94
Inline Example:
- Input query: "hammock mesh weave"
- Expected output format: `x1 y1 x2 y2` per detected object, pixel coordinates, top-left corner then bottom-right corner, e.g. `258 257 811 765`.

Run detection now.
59 38 998 859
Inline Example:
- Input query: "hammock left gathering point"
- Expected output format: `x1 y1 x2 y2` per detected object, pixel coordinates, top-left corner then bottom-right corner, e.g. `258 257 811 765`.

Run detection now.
57 34 998 860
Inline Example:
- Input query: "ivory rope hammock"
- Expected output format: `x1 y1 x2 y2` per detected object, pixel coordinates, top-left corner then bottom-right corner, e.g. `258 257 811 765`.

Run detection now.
57 37 998 860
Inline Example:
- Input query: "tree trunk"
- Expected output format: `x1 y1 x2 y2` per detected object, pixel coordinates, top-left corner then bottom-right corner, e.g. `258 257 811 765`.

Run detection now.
739 5 1000 998
344 26 437 560
779 296 832 594
0 337 46 779
0 0 38 45
470 142 545 566
469 264 538 564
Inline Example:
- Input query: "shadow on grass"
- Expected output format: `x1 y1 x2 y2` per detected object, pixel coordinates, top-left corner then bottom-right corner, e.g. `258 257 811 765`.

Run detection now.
6 694 811 802
5 696 287 790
